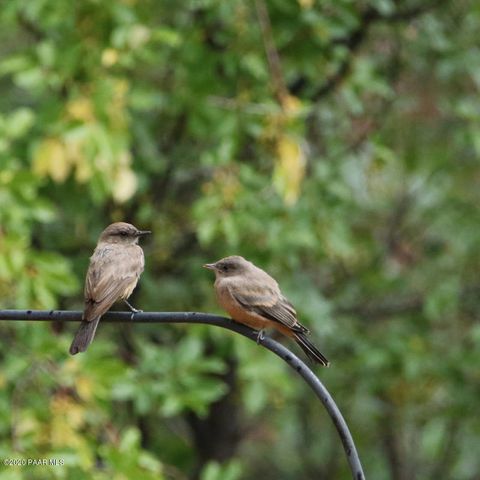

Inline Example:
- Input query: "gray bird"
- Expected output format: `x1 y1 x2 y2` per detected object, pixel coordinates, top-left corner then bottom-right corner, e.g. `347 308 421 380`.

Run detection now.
69 222 150 355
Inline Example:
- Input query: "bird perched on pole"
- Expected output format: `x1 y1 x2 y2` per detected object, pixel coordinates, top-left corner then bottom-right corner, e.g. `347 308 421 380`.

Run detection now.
69 222 150 355
204 255 329 366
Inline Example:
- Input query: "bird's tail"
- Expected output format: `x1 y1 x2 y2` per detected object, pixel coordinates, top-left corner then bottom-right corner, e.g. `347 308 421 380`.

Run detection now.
293 332 330 367
69 317 101 355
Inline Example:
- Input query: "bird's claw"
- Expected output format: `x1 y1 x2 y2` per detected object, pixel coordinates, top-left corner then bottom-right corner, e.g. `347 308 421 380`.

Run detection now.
256 329 266 344
124 300 143 320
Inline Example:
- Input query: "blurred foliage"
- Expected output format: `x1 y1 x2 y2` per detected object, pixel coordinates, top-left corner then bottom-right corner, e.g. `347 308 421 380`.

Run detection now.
1 0 480 479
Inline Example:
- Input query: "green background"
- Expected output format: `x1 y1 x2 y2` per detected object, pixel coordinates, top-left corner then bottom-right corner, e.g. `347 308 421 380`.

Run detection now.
1 1 479 478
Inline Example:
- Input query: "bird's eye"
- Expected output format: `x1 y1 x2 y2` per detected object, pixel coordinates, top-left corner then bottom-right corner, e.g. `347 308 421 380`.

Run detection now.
222 264 229 271
119 231 128 237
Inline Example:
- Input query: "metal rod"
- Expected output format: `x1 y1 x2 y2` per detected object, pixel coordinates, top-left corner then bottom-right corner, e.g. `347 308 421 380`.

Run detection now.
0 309 365 479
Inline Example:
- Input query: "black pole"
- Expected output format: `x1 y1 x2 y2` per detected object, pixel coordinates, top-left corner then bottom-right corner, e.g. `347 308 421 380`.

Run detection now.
0 309 365 479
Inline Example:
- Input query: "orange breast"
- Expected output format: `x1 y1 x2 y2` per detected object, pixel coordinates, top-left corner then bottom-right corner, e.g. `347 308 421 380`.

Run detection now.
215 283 270 331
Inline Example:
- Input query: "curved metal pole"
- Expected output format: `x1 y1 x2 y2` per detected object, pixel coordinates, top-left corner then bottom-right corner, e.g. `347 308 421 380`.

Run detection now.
0 310 365 479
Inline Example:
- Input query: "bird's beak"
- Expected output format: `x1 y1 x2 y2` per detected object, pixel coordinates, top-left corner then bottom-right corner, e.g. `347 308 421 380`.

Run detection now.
136 230 151 237
203 263 217 271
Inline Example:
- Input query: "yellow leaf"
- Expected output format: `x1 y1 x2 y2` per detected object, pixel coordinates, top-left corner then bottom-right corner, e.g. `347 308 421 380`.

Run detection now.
16 413 39 437
75 159 93 183
128 24 151 49
75 376 94 402
63 357 80 374
65 138 94 182
66 97 95 122
102 48 119 67
282 94 302 115
298 0 314 8
273 135 306 205
33 137 71 183
112 165 138 203
50 394 86 448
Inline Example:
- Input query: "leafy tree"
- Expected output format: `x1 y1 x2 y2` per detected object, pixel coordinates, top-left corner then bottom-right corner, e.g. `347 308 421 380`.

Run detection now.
1 1 479 479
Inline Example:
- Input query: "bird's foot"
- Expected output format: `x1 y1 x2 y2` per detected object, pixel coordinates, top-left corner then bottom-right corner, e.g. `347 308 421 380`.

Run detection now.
124 299 142 314
256 329 266 344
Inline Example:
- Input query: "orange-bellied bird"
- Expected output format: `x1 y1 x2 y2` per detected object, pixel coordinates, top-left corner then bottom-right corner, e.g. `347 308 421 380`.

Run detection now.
204 255 329 366
69 222 150 355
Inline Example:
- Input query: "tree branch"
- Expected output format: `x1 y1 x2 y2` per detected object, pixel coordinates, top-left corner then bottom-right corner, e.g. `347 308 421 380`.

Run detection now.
254 0 289 107
311 1 442 101
17 12 45 42
0 309 365 480
336 295 424 319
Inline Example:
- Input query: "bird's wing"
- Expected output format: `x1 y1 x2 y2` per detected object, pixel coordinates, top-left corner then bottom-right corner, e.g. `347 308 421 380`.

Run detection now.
228 280 307 333
83 245 144 321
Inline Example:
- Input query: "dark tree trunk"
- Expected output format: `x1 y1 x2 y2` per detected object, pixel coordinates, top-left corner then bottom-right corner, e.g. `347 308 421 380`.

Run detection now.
186 356 243 479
